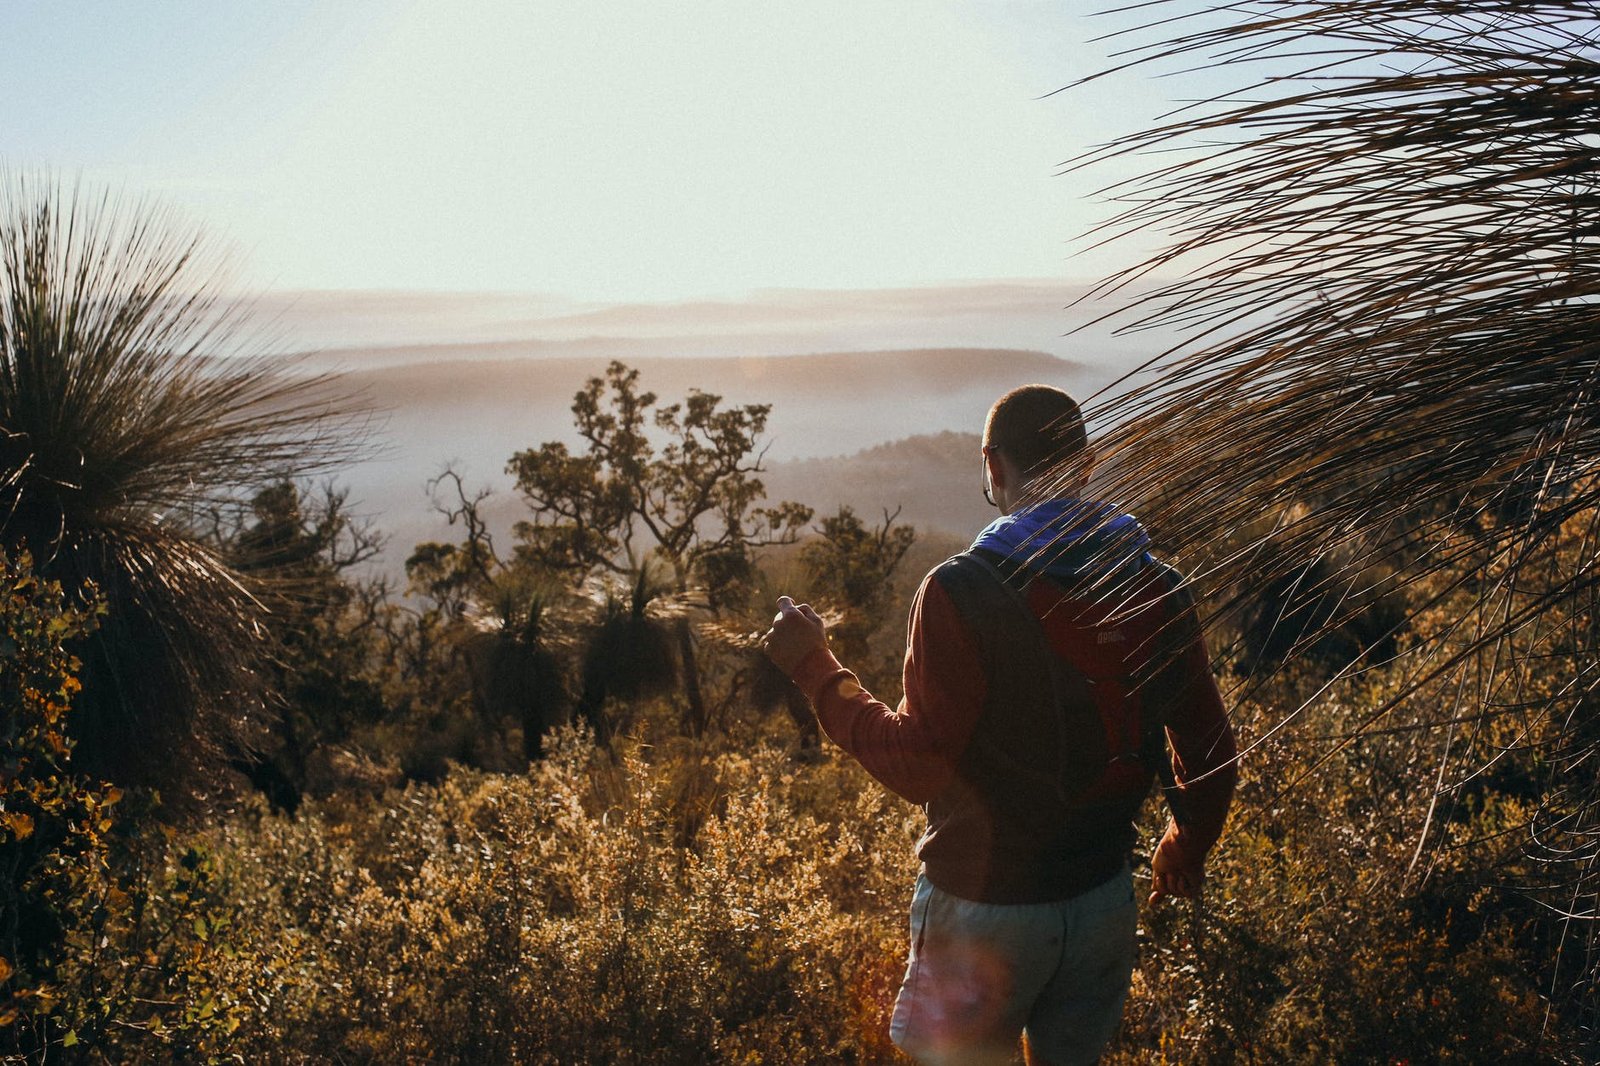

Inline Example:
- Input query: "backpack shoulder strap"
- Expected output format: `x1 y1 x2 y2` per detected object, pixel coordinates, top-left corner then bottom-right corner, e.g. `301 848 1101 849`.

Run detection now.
941 548 1032 614
931 550 1056 706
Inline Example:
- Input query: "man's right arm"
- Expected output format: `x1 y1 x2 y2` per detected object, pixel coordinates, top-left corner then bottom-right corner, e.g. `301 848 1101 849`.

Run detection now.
774 574 989 805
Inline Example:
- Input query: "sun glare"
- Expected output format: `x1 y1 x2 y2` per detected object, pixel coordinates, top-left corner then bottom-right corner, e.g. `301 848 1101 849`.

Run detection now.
3 1 1170 302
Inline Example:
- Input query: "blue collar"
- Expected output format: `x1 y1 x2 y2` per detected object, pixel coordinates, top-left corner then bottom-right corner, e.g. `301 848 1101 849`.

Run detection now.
971 499 1154 582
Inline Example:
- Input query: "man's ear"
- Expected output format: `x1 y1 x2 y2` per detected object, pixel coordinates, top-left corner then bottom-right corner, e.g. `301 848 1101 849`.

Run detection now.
985 447 1009 492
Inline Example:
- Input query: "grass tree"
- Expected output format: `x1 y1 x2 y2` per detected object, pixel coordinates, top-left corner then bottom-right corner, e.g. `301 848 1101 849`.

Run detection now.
0 176 360 801
1060 0 1600 1028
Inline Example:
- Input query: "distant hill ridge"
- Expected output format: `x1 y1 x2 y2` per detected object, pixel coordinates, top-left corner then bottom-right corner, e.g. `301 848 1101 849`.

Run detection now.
336 347 1078 408
763 430 992 541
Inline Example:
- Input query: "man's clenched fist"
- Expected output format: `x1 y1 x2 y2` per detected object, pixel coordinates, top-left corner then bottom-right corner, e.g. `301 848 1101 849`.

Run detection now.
760 596 829 676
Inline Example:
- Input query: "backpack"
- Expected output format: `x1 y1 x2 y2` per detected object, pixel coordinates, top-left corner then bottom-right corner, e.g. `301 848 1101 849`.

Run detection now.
935 547 1193 828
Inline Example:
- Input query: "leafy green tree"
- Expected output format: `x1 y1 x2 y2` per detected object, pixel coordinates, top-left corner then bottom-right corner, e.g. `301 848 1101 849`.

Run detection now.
1067 0 1600 1032
509 361 811 735
0 177 359 799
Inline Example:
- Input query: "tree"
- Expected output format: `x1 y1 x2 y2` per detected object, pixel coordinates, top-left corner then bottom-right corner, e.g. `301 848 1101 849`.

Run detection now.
0 176 360 800
224 481 387 811
723 505 919 753
508 361 811 735
800 505 916 676
402 469 577 766
1064 0 1600 1030
572 564 680 746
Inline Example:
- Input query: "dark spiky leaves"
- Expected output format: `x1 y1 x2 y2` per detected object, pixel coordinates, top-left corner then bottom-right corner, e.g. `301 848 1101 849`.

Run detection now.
0 176 361 801
1063 0 1600 1023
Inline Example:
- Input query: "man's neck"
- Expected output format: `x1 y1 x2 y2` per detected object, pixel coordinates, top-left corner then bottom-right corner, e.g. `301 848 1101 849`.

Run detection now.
1003 480 1088 516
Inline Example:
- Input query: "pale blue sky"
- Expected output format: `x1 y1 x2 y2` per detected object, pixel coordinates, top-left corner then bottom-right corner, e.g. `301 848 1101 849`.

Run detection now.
4 1 1190 303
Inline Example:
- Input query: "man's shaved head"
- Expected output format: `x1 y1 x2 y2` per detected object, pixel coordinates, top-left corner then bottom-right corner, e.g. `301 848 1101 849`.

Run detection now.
983 384 1089 478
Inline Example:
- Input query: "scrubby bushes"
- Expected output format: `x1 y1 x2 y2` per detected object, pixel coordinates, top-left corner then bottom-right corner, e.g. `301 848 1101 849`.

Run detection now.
1113 673 1558 1063
138 729 919 1064
16 485 1600 1064
13 718 1577 1062
0 554 256 1060
6 517 1594 1063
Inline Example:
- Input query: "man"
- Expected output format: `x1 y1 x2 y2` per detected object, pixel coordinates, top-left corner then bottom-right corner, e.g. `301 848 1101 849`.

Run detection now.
762 385 1236 1066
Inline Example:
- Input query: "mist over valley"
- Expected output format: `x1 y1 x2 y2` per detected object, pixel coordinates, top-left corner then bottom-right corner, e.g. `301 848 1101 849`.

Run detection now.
269 283 1146 575
331 346 1103 576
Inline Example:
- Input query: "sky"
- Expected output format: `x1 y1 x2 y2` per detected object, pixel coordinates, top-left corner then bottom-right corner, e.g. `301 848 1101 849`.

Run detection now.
2 1 1191 306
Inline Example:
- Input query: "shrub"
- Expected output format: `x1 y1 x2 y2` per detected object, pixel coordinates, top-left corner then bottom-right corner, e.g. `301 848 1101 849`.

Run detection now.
0 552 249 1061
186 728 917 1064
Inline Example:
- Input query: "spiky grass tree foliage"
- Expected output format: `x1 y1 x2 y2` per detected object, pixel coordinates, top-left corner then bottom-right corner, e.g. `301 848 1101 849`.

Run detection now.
1058 0 1600 1026
0 178 358 800
576 565 682 746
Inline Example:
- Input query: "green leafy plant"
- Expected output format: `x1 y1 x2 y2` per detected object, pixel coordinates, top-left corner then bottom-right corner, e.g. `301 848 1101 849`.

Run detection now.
0 551 250 1061
0 551 111 1053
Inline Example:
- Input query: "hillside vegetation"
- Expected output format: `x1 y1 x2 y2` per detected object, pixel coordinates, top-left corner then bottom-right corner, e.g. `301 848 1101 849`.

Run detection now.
9 2 1600 1039
2 529 1576 1062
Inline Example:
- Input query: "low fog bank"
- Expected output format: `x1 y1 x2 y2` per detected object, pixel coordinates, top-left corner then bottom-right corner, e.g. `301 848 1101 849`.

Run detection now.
333 348 1104 580
260 279 1156 366
276 283 1165 580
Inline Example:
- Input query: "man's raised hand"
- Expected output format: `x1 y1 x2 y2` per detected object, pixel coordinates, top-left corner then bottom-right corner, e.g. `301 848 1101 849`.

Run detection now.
761 595 828 677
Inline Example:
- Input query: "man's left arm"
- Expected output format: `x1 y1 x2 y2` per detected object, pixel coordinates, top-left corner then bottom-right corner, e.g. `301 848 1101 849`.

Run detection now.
1150 607 1238 903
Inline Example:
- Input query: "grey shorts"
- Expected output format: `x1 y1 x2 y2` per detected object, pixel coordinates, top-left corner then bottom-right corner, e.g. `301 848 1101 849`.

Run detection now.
889 866 1138 1066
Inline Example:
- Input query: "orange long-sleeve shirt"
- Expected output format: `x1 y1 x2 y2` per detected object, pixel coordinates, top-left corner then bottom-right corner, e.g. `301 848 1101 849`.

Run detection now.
792 561 1236 900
